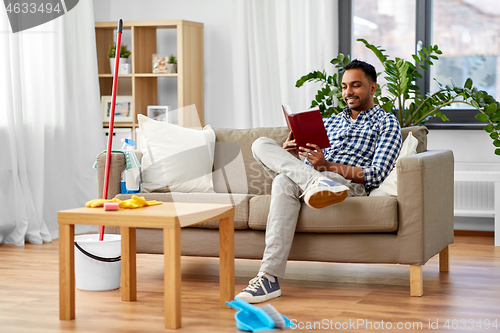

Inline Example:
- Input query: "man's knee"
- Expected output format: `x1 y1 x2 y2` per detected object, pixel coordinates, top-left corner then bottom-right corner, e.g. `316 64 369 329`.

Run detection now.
252 137 275 157
272 174 300 197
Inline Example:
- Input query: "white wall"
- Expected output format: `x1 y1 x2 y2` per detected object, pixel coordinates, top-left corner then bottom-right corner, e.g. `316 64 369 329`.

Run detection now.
93 0 236 128
427 129 499 163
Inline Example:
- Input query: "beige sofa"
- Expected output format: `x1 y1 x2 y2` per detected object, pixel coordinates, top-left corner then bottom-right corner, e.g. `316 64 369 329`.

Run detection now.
96 126 454 296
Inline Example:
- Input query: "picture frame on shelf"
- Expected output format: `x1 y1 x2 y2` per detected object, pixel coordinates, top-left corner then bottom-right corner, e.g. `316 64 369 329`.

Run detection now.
147 105 171 122
101 95 133 122
152 54 168 73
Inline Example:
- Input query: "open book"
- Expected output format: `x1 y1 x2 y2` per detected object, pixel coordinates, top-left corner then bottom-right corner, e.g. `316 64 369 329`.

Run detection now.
282 105 331 149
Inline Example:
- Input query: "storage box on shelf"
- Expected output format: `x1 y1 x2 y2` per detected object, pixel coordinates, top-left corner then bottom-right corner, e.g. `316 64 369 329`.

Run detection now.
95 20 204 138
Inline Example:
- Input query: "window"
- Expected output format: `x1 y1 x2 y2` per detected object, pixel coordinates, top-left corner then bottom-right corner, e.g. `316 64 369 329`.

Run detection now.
341 0 500 129
353 0 416 93
431 0 499 102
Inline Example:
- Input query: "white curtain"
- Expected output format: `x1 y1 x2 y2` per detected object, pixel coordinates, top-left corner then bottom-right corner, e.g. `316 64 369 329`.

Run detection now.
0 0 104 245
232 0 339 128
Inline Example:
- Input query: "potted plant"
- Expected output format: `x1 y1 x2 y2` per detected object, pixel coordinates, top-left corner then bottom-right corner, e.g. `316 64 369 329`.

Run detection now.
296 39 500 154
167 55 177 73
108 44 131 75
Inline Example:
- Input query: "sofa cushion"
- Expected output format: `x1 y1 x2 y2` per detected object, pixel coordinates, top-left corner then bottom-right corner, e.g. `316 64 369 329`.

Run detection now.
370 131 419 197
248 196 398 233
138 114 216 193
115 192 253 229
401 126 428 153
212 127 289 195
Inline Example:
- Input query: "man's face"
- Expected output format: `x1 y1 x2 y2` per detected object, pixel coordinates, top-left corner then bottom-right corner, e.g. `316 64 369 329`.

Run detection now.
341 68 377 112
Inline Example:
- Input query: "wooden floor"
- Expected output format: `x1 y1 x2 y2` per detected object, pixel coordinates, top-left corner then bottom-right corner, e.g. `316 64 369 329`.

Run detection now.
1 235 499 332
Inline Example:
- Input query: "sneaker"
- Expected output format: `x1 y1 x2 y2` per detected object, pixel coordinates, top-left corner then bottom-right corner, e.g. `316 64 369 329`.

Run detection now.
236 273 281 304
303 177 349 209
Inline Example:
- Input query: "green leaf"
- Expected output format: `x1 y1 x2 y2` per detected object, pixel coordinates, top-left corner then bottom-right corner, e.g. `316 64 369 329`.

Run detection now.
485 124 495 133
421 65 428 71
435 49 443 55
495 148 500 155
418 51 424 59
477 91 487 100
425 60 433 66
494 139 500 147
471 100 480 109
490 132 499 140
475 113 489 122
412 54 420 64
464 78 473 90
430 55 439 60
490 111 500 122
486 102 498 114
357 38 388 64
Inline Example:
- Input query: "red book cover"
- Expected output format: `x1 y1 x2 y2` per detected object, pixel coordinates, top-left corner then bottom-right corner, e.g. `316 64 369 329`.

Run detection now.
282 105 331 149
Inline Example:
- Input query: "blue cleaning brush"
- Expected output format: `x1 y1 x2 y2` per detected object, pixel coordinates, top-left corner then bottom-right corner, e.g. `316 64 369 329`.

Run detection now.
226 297 292 331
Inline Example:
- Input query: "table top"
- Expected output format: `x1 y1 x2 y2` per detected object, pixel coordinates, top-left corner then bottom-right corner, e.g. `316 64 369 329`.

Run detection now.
58 202 234 228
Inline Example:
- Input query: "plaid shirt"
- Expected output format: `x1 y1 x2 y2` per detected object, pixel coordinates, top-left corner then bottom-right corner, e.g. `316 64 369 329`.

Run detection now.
306 105 402 189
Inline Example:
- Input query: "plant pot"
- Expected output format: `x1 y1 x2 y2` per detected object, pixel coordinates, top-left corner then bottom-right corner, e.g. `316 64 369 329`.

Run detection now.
167 63 177 73
110 58 128 75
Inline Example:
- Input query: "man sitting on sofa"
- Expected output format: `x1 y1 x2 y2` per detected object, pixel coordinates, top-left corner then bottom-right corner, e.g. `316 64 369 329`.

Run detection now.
236 59 403 303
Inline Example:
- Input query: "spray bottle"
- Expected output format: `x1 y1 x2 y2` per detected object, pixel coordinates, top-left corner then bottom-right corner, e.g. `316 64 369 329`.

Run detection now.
120 138 141 194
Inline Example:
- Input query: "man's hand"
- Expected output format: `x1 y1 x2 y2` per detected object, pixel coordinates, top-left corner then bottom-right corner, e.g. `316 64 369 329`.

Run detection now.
283 132 300 159
299 143 327 171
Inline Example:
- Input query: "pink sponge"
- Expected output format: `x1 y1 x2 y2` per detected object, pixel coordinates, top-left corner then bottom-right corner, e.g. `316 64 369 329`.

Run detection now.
103 202 119 211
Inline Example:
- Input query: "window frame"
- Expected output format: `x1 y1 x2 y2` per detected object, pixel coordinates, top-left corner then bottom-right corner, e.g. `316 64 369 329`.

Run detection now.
339 0 485 129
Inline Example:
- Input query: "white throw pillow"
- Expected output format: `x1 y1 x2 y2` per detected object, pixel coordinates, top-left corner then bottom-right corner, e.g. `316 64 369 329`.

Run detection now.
370 132 418 197
138 114 216 193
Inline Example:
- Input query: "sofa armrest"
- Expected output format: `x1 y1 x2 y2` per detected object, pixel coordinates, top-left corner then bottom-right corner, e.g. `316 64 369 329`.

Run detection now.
396 149 454 265
96 151 143 199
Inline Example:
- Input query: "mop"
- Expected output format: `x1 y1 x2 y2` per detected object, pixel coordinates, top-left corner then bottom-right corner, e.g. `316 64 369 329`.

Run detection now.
100 19 123 241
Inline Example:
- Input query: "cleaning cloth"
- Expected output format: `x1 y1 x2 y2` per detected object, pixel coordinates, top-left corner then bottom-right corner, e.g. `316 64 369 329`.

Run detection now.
86 195 162 209
93 149 141 170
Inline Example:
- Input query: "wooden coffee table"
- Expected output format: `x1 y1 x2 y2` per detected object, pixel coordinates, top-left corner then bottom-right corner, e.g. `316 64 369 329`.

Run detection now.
58 202 235 329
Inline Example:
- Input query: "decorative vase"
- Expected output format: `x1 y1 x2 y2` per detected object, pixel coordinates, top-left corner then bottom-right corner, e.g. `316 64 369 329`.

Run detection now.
110 58 128 75
167 63 177 73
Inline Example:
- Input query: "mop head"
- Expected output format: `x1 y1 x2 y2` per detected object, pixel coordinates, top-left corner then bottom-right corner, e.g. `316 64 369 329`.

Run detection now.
226 297 292 331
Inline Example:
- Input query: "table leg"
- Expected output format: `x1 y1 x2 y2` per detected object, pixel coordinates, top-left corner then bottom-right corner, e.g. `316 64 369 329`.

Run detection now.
164 226 181 329
59 223 75 320
121 227 137 301
219 216 235 308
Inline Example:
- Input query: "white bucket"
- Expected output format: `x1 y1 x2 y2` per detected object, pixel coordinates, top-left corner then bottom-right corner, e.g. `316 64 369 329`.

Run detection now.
74 234 121 291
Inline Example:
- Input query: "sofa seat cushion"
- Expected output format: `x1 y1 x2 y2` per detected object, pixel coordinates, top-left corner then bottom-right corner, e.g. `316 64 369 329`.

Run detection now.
115 192 253 229
248 196 398 233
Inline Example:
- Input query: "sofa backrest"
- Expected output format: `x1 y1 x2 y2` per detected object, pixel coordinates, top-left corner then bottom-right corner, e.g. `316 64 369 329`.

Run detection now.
401 126 428 153
212 126 428 195
213 127 289 195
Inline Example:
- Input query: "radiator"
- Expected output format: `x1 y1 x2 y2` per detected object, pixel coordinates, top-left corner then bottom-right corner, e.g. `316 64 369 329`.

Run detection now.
454 181 495 217
454 163 500 218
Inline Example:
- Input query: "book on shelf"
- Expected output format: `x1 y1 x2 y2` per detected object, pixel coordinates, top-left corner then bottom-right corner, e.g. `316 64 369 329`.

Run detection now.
282 105 331 149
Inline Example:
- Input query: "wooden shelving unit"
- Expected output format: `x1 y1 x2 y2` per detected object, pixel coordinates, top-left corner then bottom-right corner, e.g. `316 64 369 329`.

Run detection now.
95 20 204 130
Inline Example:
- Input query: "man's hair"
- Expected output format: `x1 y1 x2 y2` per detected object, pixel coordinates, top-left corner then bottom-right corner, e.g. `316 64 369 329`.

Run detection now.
343 59 377 83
